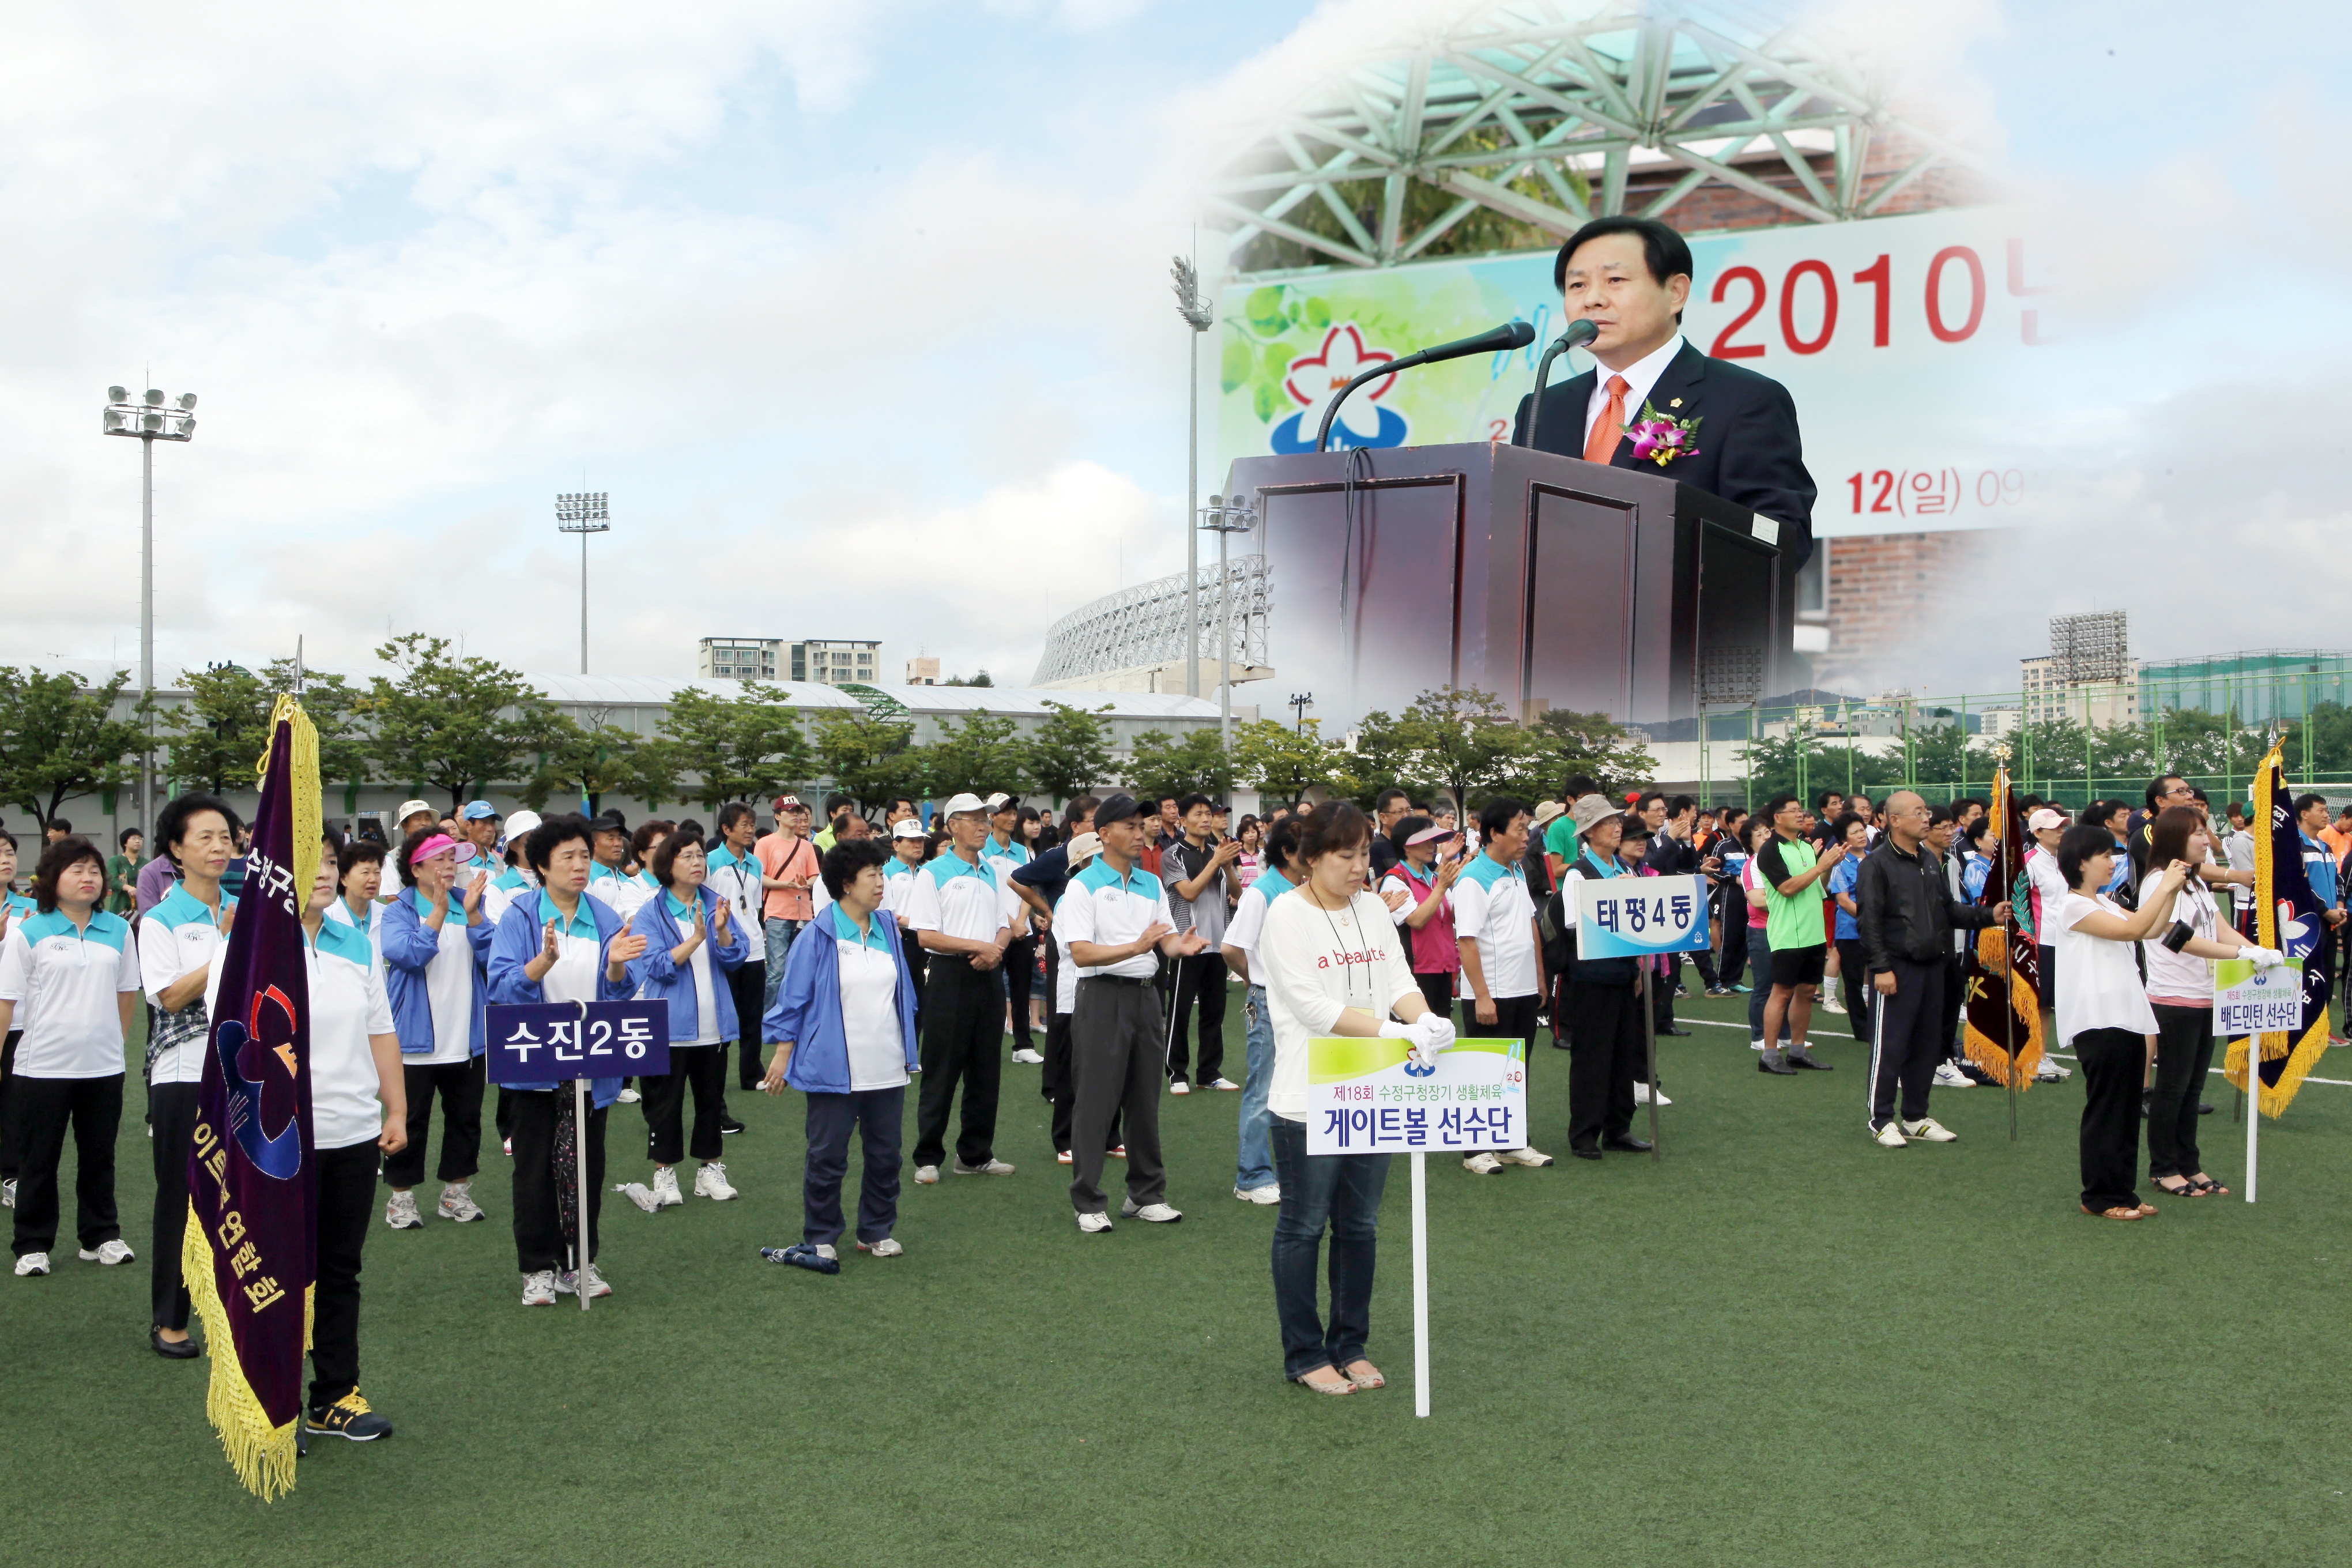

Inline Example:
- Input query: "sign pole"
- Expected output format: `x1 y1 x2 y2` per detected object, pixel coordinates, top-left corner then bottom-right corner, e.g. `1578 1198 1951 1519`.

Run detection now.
2244 1034 2259 1205
1640 964 1661 1159
574 1076 591 1311
1411 1148 1429 1419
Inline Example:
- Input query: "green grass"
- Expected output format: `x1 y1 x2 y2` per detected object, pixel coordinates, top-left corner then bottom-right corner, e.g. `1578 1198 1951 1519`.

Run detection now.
6 989 2352 1567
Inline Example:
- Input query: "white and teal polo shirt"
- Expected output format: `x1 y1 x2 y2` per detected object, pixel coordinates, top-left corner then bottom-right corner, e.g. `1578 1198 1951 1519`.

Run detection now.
0 907 139 1077
1055 857 1173 981
1453 851 1539 998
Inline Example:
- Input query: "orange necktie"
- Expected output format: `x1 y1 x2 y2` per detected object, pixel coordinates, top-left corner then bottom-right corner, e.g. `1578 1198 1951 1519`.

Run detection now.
1584 374 1629 463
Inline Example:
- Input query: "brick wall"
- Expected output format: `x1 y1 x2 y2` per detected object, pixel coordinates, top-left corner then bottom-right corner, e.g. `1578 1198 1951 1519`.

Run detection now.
1816 529 2006 688
1630 127 1986 238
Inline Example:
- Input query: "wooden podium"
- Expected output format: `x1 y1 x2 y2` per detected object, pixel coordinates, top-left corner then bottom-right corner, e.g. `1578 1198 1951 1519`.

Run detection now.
1219 442 1789 727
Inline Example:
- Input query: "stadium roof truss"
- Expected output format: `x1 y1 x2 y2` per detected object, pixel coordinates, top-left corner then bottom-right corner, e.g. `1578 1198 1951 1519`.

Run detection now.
1207 0 1987 273
1032 556 1271 687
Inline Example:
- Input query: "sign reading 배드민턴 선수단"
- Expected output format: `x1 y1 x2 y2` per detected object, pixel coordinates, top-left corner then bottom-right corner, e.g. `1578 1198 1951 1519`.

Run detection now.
1305 1036 1526 1155
485 1000 670 1085
1573 872 1711 959
2215 956 2305 1038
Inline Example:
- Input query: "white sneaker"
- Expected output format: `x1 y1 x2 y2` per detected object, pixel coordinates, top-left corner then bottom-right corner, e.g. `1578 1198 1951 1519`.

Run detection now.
1900 1117 1958 1143
613 1182 660 1213
1872 1122 1908 1148
1234 1184 1281 1204
14 1252 49 1276
1497 1146 1554 1167
952 1158 1015 1176
858 1237 904 1257
650 1166 685 1207
77 1239 135 1265
556 1262 612 1299
1076 1211 1114 1234
438 1181 485 1223
1749 1038 1766 1051
1169 1080 1192 1095
1633 1081 1672 1106
913 1165 941 1185
1121 1199 1182 1223
502 1137 513 1156
1010 1048 1045 1064
1463 1152 1505 1174
813 1244 838 1262
1932 1062 1976 1089
693 1162 739 1201
384 1190 424 1230
616 1087 642 1104
2036 1060 2071 1081
1 1178 14 1208
520 1269 558 1306
1207 1077 1241 1091
1823 994 1846 1014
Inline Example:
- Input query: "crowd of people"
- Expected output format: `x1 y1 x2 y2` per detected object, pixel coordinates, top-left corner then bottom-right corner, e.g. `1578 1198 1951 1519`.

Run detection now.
0 765 2325 1426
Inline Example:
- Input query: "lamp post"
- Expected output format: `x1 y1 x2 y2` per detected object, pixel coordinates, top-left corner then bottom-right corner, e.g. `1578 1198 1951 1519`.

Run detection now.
1200 492 1257 758
1288 691 1313 734
1172 255 1214 699
103 385 196 837
555 492 610 674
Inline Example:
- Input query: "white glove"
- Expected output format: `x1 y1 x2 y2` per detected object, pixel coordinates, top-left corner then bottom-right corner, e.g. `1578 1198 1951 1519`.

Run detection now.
1378 1019 1416 1041
1407 1011 1456 1066
2245 945 2286 970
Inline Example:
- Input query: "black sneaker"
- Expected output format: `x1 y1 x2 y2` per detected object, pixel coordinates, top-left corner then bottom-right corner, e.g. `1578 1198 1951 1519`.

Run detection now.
306 1391 394 1442
719 1115 747 1136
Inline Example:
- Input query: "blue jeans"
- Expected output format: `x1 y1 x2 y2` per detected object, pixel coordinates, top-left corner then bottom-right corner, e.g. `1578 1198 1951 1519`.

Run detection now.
763 917 805 1012
1746 926 1788 1043
1235 985 1276 1191
1269 1115 1389 1380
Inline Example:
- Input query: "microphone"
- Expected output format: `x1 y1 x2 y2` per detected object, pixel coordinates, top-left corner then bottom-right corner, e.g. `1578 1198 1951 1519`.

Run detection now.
1514 318 1600 447
1314 319 1537 453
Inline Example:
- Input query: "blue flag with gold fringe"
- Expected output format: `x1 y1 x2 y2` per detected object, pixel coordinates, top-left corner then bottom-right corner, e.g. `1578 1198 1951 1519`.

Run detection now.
2226 742 2332 1118
183 696 322 1499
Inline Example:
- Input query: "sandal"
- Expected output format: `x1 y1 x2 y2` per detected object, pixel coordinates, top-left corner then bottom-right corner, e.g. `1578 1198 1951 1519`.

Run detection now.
2134 1202 2159 1217
2191 1176 2230 1197
2153 1177 2195 1198
1291 1367 1355 1396
2080 1204 2142 1221
1344 1360 1386 1390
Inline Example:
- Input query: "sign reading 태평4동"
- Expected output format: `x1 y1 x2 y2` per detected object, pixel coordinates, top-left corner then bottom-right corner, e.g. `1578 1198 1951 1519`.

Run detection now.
1573 872 1711 959
1306 1036 1527 1155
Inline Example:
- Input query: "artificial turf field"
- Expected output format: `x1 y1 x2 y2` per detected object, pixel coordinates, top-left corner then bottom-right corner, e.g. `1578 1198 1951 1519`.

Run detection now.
5 987 2352 1567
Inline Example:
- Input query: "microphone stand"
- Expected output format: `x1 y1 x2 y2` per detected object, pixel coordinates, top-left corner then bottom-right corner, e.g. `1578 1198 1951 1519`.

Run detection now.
1315 321 1535 453
1514 321 1599 447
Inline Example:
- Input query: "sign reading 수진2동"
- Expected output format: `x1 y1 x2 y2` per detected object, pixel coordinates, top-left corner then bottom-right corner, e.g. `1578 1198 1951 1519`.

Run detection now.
485 1000 670 1085
1573 872 1711 959
1305 1036 1526 1155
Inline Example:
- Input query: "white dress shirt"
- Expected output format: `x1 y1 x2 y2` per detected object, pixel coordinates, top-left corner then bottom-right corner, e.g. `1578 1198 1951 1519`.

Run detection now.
1583 332 1687 451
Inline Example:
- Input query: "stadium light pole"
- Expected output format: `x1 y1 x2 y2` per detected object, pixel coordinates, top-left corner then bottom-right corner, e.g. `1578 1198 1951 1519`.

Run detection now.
104 385 197 837
1200 493 1256 757
555 492 610 675
1172 254 1213 700
1288 691 1313 734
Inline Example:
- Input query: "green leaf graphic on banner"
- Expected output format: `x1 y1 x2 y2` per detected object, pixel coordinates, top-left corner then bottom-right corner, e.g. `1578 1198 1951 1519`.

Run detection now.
1221 337 1253 394
1303 297 1330 329
1246 285 1287 332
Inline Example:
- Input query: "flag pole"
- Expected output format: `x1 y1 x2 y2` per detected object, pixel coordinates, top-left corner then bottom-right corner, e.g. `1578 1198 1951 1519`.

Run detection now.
1640 963 1661 1160
1411 1147 1429 1418
2244 1026 2259 1204
574 1077 592 1311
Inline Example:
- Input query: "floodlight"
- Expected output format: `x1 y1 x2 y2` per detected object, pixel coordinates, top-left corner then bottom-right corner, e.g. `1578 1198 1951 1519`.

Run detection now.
144 389 164 406
108 385 126 402
178 393 197 410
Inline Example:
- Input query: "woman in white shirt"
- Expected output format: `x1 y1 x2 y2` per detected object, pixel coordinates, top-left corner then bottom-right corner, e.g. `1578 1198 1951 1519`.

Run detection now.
2139 807 2279 1199
2022 807 2074 1081
625 825 750 1206
0 836 141 1281
1258 802 1453 1396
2049 824 2207 1221
760 839 921 1269
379 829 493 1230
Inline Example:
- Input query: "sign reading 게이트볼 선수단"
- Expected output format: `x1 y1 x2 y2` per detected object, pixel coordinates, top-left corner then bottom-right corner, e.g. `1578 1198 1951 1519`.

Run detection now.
1305 1036 1526 1155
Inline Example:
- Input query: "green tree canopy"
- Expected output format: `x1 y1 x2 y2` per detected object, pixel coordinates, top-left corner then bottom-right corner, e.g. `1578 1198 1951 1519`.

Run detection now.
1232 718 1345 806
163 657 370 796
0 668 149 829
1125 728 1231 801
661 685 811 811
361 634 555 810
811 708 926 815
1028 702 1116 802
927 710 1031 801
1534 707 1657 797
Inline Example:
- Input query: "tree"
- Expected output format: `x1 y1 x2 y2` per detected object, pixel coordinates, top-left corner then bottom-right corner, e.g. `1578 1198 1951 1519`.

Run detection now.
927 709 1032 800
0 668 149 830
520 715 654 816
1534 707 1657 796
1028 701 1116 801
1125 727 1232 801
1232 718 1345 806
166 658 372 797
1344 708 1437 805
661 685 812 809
943 670 994 688
810 708 926 815
361 634 556 809
1393 686 1556 813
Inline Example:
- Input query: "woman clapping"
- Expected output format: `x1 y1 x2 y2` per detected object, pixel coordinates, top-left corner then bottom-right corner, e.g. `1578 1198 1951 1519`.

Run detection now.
627 826 750 1206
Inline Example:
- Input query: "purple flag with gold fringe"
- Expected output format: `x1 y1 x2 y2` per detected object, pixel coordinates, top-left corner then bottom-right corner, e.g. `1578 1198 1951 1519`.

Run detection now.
2227 742 2333 1117
183 698 322 1498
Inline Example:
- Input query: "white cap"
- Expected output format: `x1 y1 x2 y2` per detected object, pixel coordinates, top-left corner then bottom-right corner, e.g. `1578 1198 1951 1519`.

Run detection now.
1065 831 1102 863
940 792 989 818
503 810 543 840
891 819 927 840
394 799 434 824
984 791 1014 813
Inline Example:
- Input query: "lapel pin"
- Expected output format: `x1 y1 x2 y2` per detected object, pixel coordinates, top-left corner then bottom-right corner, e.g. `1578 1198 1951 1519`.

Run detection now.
1669 398 1683 408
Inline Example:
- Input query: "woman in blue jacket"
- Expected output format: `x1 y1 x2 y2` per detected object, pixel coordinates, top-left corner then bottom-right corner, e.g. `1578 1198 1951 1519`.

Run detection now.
488 815 644 1306
625 824 749 1208
379 830 494 1231
762 838 919 1267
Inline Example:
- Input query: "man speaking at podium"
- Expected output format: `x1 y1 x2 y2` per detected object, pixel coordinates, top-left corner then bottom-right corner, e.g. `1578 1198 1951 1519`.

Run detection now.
1514 216 1816 571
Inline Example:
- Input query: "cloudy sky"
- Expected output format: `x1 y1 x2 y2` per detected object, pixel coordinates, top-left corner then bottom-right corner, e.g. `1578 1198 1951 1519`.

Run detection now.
2 0 2346 692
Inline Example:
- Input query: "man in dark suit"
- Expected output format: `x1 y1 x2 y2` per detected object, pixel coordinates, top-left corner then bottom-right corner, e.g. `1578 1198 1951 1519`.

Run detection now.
1513 215 1816 571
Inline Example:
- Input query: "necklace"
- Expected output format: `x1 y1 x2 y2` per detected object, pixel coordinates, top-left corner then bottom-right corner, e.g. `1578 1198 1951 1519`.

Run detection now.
1307 881 1369 1008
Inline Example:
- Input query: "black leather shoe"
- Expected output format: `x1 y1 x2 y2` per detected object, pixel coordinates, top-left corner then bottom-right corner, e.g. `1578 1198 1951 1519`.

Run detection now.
150 1326 201 1360
1758 1056 1799 1075
1603 1135 1653 1153
2198 1102 2214 1115
1570 1146 1603 1161
1785 1053 1834 1071
1658 1026 1691 1037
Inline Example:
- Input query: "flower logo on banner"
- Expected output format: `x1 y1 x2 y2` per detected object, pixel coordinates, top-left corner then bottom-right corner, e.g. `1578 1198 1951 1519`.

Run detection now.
1270 323 1410 453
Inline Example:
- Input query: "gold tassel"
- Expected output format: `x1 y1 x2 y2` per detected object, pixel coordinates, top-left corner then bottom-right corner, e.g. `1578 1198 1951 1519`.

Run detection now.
1961 925 2045 1088
182 1205 300 1501
259 694 322 903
